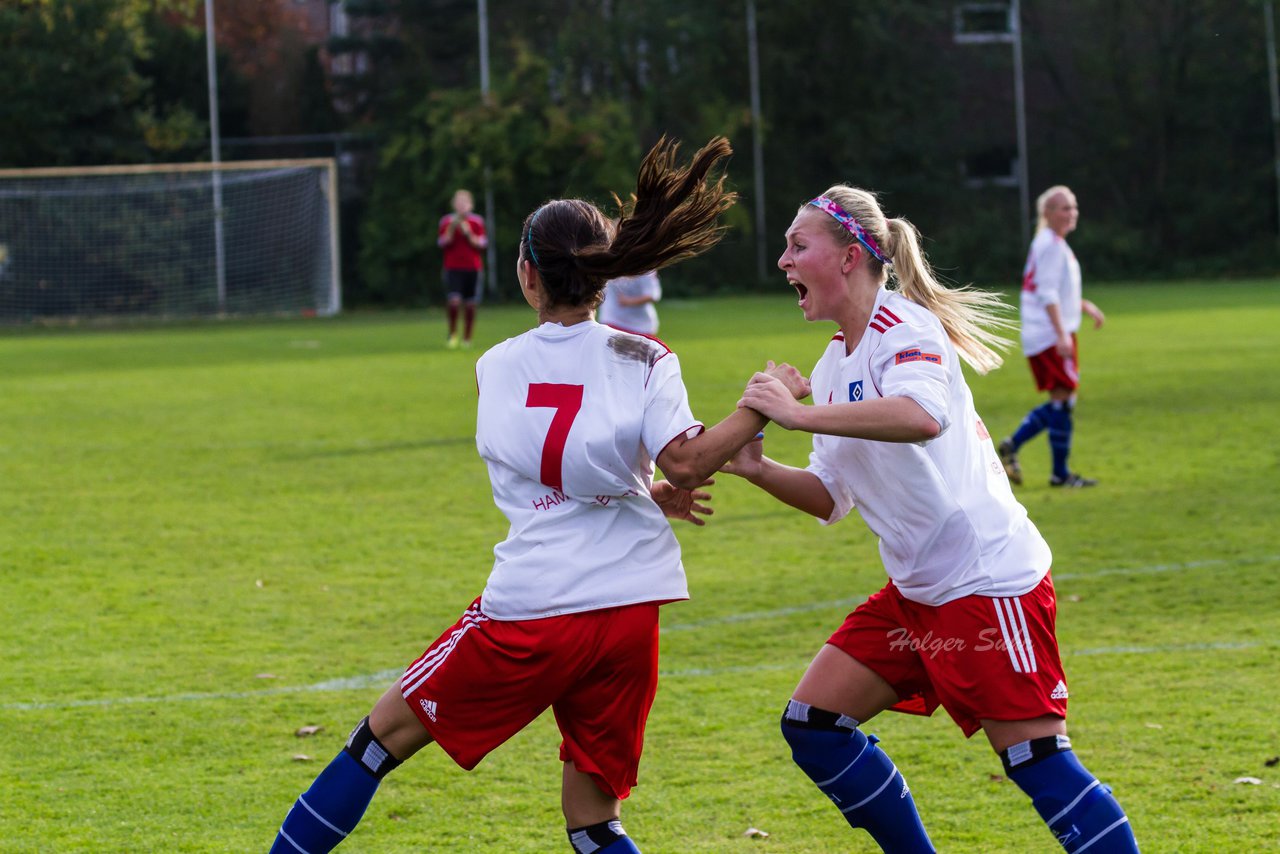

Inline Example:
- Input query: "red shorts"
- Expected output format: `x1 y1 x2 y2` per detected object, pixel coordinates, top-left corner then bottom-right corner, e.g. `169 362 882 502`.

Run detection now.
400 597 660 800
1028 335 1080 391
827 574 1068 737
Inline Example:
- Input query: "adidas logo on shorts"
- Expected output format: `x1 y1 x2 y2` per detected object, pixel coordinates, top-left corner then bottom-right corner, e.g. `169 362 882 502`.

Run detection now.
1050 680 1069 700
420 698 438 722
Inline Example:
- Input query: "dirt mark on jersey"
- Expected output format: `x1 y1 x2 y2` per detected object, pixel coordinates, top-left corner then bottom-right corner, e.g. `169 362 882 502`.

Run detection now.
607 334 659 366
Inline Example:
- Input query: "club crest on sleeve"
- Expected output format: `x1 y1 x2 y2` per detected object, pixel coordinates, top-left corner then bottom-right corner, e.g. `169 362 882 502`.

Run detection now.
894 349 942 366
849 380 863 402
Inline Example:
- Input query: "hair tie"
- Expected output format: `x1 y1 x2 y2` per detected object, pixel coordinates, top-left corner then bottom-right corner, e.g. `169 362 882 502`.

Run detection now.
808 196 891 266
526 205 546 269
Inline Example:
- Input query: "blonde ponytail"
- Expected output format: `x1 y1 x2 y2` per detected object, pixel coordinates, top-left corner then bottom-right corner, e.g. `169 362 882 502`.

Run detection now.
807 185 1012 375
882 217 1012 374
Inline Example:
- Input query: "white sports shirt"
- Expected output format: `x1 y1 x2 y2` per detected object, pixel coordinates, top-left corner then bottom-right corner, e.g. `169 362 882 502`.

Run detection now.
598 271 662 335
806 289 1052 606
474 320 701 619
1020 226 1083 356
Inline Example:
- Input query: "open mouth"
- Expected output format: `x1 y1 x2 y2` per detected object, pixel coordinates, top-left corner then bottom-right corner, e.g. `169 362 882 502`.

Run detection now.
790 279 808 305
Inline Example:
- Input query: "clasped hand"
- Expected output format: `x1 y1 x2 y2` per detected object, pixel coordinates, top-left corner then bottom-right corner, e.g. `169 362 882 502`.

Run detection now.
738 360 810 429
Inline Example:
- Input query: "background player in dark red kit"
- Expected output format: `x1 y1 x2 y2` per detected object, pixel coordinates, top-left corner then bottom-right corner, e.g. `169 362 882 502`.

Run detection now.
438 188 487 349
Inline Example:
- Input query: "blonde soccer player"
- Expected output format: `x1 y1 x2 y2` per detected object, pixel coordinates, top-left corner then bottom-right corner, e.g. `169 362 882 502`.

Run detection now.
997 185 1105 488
723 186 1138 853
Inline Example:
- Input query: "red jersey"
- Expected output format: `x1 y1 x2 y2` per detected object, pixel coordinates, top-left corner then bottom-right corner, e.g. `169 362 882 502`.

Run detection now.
438 213 487 271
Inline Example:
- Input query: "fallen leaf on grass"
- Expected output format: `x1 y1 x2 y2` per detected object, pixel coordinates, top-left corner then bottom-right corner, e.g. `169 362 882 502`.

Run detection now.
292 754 313 762
1265 757 1279 767
1144 722 1163 729
1066 594 1082 602
742 827 769 839
255 673 277 680
1233 776 1263 785
255 579 265 588
388 813 405 822
295 725 325 737
988 773 1006 782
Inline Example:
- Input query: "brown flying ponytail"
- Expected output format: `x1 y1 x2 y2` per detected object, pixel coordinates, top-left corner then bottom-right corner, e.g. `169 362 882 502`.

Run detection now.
520 137 736 310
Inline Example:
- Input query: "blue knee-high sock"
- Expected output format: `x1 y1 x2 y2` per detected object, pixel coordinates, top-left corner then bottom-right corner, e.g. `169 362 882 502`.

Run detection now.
1011 402 1055 449
271 717 402 853
1045 401 1073 480
780 701 934 853
271 752 379 853
1004 737 1138 852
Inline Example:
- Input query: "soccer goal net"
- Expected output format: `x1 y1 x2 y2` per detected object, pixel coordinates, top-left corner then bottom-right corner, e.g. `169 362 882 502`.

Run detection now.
0 158 340 324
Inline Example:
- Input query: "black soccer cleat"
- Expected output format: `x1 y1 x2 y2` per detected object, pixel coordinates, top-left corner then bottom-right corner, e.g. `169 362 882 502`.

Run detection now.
997 439 1023 485
1049 473 1098 488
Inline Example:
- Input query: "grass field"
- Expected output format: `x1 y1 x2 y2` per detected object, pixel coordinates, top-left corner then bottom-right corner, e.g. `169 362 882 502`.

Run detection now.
2 279 1278 852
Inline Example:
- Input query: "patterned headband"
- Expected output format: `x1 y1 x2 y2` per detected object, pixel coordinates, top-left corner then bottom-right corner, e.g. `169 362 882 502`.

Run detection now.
808 196 891 266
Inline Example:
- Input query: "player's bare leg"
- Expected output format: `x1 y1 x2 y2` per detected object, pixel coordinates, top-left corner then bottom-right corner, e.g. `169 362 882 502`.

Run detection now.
368 682 436 759
791 644 899 722
563 761 640 853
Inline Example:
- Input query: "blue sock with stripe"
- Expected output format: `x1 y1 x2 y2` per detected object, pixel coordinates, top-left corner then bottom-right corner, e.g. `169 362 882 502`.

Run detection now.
780 700 934 853
1010 401 1054 449
270 717 401 853
1045 401 1073 480
1003 736 1138 852
567 819 642 853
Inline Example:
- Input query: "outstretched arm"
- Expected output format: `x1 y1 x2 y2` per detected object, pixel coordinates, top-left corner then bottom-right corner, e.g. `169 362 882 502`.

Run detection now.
657 408 767 490
721 436 835 519
656 361 809 490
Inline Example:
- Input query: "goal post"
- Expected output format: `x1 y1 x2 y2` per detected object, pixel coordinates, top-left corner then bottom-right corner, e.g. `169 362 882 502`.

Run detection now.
0 158 341 324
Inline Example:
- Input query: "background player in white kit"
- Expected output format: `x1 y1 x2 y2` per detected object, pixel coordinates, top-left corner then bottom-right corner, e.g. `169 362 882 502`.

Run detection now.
598 270 662 335
998 185 1106 488
269 138 770 854
723 186 1138 853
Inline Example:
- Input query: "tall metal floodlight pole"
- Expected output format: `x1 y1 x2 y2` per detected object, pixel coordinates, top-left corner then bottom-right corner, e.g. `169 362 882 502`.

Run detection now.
1010 0 1030 247
1266 1 1280 243
746 0 768 282
204 0 227 313
955 2 1030 246
478 0 498 296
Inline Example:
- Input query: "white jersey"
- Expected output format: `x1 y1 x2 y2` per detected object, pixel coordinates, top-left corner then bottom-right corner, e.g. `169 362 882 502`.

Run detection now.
598 272 662 335
806 289 1052 606
474 320 701 619
1020 226 1082 356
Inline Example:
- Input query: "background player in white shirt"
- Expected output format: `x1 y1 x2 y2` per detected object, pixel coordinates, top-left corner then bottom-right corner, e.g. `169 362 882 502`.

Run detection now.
998 186 1106 488
598 270 662 335
269 138 770 854
723 186 1138 853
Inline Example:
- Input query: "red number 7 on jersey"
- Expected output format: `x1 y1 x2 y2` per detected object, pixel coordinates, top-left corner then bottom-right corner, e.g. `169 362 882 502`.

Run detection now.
526 383 584 491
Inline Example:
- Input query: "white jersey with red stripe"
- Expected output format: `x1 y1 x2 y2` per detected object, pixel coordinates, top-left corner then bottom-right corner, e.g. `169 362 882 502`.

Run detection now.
805 288 1052 606
1020 226 1082 356
474 320 702 619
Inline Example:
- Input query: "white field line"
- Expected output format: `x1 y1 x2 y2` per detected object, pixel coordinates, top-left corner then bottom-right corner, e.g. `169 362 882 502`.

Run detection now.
3 554 1275 713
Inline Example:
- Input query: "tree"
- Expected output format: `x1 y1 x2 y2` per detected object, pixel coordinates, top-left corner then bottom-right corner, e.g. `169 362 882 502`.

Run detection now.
0 0 149 166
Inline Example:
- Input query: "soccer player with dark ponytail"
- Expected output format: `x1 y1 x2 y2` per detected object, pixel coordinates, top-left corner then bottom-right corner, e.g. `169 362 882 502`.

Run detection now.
268 138 775 854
